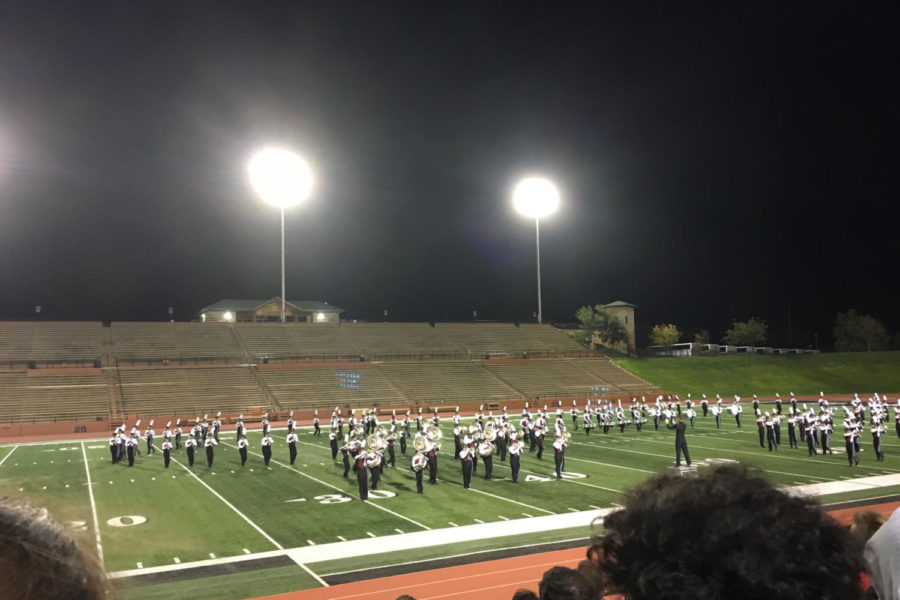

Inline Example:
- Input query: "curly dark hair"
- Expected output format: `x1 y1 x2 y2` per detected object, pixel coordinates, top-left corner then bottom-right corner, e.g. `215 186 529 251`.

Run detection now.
595 464 863 600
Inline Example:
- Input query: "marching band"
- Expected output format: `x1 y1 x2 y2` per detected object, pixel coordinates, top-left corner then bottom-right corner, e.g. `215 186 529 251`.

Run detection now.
101 394 897 503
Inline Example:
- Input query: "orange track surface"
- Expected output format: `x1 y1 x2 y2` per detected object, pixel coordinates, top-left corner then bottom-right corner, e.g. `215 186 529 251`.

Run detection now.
255 502 900 600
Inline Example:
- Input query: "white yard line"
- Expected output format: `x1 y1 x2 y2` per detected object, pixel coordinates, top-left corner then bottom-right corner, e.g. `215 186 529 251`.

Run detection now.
465 486 554 515
298 562 328 587
0 445 18 468
224 441 430 531
172 458 283 550
80 443 104 564
561 452 655 474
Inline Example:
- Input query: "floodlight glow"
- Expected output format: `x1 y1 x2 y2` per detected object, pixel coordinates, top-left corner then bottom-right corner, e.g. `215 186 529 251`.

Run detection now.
513 177 559 218
223 311 234 322
248 148 313 208
316 312 326 322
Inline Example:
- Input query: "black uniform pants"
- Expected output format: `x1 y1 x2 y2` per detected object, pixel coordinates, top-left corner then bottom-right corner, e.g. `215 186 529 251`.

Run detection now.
788 427 797 448
127 446 135 466
536 439 544 460
675 441 691 466
388 445 395 468
342 454 350 477
331 440 338 460
846 440 858 466
187 446 195 466
428 453 437 483
206 446 214 467
416 469 423 493
767 430 777 452
370 467 380 490
240 447 248 465
289 443 297 465
758 427 765 447
510 454 520 482
498 438 507 461
164 448 170 468
483 454 493 479
263 446 272 466
357 463 368 500
554 450 563 478
807 433 817 456
461 459 472 489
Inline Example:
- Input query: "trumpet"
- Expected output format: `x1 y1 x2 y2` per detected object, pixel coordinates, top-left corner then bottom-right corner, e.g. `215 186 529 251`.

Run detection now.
562 431 572 443
353 424 366 438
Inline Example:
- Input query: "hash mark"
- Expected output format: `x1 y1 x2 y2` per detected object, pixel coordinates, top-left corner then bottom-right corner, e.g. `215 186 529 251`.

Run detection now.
522 513 533 518
242 549 251 554
448 522 458 527
366 532 376 538
174 557 181 564
209 553 216 558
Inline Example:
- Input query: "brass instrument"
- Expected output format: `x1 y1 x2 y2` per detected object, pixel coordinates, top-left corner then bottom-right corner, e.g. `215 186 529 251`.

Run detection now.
411 453 427 471
375 425 387 439
562 431 572 443
477 441 494 457
365 451 381 469
353 424 366 438
426 426 443 444
483 423 497 442
413 435 428 452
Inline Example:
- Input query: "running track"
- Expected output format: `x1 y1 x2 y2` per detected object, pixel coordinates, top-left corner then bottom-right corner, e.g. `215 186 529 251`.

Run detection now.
256 501 900 600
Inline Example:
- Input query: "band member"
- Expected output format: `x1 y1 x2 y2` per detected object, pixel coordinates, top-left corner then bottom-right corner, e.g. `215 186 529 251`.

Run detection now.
508 434 522 483
685 405 695 428
570 401 579 430
144 421 156 454
553 434 567 479
403 410 411 440
701 394 709 417
844 416 859 467
235 414 244 442
411 450 427 493
667 415 691 467
387 432 396 468
238 434 249 466
427 440 438 484
819 414 833 454
459 444 473 489
787 411 798 448
163 422 172 449
174 419 183 449
126 434 136 466
416 408 424 432
131 421 142 456
286 411 295 435
287 430 299 465
329 429 339 460
432 408 440 428
775 393 783 415
479 440 493 480
367 451 381 490
872 419 885 461
109 433 118 464
313 410 321 436
756 410 766 448
399 428 407 454
185 435 197 467
212 413 221 442
712 401 722 429
731 398 742 427
453 425 462 457
339 436 351 478
805 416 818 456
192 418 202 444
261 414 270 437
356 451 368 501
201 415 209 441
205 435 217 468
765 413 778 452
162 438 172 468
583 407 593 435
534 425 545 460
261 433 273 466
496 424 508 461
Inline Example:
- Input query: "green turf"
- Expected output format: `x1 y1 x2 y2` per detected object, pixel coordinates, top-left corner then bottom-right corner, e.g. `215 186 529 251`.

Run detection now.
114 565 319 600
614 351 900 396
2 414 898 599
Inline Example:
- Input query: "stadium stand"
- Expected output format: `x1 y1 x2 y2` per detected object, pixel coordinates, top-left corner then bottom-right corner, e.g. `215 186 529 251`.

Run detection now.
0 321 104 366
233 323 359 360
569 358 663 395
340 322 463 358
110 322 243 363
118 366 271 417
436 323 583 355
0 371 109 423
259 366 407 408
377 360 522 403
485 359 619 398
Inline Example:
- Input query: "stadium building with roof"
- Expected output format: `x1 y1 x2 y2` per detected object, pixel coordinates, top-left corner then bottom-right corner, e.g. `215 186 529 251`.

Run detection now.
199 298 345 324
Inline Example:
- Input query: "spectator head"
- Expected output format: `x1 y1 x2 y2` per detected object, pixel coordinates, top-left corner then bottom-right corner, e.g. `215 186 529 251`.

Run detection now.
864 507 900 600
538 566 595 600
0 497 109 600
510 590 539 600
851 510 887 543
595 464 863 600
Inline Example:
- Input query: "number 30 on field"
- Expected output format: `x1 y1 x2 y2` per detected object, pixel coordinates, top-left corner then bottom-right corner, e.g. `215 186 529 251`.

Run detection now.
314 490 395 504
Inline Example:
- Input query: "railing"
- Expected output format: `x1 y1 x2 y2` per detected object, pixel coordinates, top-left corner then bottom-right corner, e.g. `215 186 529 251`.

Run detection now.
115 357 243 368
0 358 102 370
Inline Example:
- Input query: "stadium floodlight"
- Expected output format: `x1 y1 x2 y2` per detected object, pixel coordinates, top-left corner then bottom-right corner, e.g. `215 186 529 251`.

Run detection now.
513 176 560 325
248 147 314 323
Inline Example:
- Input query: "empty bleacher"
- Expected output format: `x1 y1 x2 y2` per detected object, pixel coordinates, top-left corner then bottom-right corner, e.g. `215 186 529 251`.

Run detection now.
0 371 108 423
234 323 359 359
485 359 614 398
340 323 463 358
0 322 104 366
111 323 243 363
435 323 570 355
259 366 407 408
377 361 521 403
569 358 662 395
118 366 271 417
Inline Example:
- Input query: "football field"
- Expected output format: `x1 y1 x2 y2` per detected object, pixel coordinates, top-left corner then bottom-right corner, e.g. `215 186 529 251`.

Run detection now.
2 414 899 599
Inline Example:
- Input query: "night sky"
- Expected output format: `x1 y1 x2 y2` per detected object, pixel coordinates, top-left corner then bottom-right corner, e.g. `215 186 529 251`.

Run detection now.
0 2 897 347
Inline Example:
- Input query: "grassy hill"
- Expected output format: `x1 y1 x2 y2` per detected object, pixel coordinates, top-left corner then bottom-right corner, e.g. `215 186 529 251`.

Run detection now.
614 351 900 397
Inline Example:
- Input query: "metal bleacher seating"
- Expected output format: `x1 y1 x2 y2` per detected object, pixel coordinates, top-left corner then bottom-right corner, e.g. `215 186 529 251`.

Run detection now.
111 322 243 362
0 321 104 365
0 371 108 423
259 366 407 408
377 360 521 403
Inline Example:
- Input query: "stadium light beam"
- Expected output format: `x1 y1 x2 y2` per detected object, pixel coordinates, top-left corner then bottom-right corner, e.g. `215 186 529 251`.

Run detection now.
248 147 313 323
513 177 560 325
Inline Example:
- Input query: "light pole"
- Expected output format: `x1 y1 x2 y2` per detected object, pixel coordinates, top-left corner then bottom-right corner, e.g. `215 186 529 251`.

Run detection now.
248 147 313 323
513 176 559 324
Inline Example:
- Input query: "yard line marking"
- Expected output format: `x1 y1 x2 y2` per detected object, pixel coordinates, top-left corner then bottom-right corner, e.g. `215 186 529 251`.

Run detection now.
136 562 143 569
394 529 404 534
464 485 555 515
473 519 485 524
448 522 458 527
589 505 603 510
307 540 316 546
567 508 580 512
297 562 328 588
173 558 180 564
336 536 346 542
561 453 654 474
498 516 509 521
0 445 18 468
366 532 376 538
522 513 533 518
243 549 251 554
172 458 283 550
209 553 216 559
224 441 430 531
80 443 103 565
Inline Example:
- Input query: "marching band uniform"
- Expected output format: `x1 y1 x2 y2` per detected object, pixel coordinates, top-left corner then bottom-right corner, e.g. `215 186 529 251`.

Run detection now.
261 416 270 437
235 417 244 442
340 438 351 477
534 425 545 460
570 402 578 430
162 439 172 468
459 445 473 489
509 436 522 483
701 395 709 417
411 451 426 493
731 399 742 428
872 421 885 461
174 422 182 449
201 418 209 441
480 442 493 480
329 430 339 460
287 414 295 435
765 414 777 452
144 425 156 454
496 425 508 461
261 434 273 466
775 394 783 415
844 421 859 466
805 418 818 456
368 452 381 490
773 413 782 445
583 409 593 435
186 436 197 466
126 435 136 466
667 417 691 467
287 432 299 465
109 434 118 463
238 435 249 466
212 417 221 442
787 413 798 448
205 436 217 467
819 416 832 454
553 435 566 479
399 429 407 454
313 411 321 436
356 452 368 500
685 407 695 428
453 426 462 457
427 443 438 484
387 434 396 468
756 411 766 448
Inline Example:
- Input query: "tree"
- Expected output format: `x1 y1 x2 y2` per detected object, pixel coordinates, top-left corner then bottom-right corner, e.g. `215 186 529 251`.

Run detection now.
575 304 628 348
833 310 889 352
693 329 710 345
722 318 767 346
649 323 681 346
